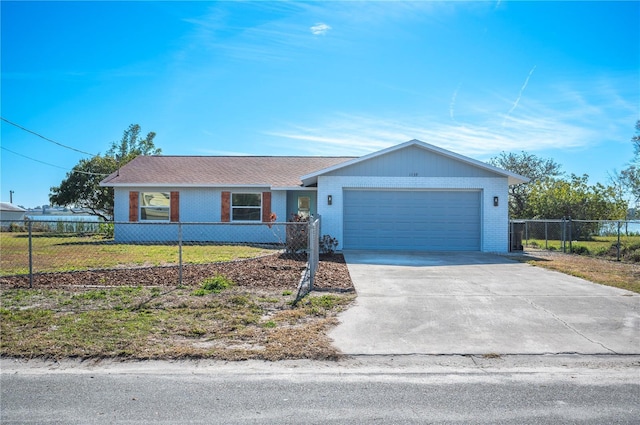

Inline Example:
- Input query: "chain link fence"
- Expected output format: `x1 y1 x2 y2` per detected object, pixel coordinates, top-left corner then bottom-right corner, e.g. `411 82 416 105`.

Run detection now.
510 219 640 262
1 217 322 289
293 216 320 305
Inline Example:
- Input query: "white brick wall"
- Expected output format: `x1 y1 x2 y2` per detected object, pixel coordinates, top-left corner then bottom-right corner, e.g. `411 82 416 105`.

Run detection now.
316 176 510 253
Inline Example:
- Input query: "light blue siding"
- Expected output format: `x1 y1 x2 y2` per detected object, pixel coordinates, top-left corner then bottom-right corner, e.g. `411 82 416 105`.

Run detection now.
343 190 481 250
114 221 287 244
326 146 497 178
112 187 288 243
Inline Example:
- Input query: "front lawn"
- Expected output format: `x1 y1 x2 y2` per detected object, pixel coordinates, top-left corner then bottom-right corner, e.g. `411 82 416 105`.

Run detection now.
0 255 355 360
0 287 354 360
1 232 274 275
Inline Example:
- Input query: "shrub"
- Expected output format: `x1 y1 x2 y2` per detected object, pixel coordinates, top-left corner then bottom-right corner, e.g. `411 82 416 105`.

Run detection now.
192 275 235 296
8 223 25 232
622 243 640 263
320 235 338 255
285 222 307 253
591 245 611 257
626 251 640 263
262 321 277 328
570 245 590 255
98 222 114 238
202 275 234 292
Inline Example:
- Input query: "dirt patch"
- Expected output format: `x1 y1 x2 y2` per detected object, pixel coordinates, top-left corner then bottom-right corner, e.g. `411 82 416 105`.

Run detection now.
0 253 353 291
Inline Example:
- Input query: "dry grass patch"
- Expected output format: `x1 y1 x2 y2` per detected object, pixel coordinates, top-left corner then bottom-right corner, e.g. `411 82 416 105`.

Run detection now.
0 287 354 360
0 287 355 361
518 250 640 293
0 255 355 361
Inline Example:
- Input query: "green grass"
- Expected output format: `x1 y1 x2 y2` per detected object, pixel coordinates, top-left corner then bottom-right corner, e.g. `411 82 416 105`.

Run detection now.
524 235 640 262
0 286 355 360
0 232 274 275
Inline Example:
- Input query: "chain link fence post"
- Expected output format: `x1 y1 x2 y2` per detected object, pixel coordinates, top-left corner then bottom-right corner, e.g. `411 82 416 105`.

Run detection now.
308 216 319 291
617 221 622 262
544 220 548 249
178 222 183 287
28 219 33 288
568 216 572 253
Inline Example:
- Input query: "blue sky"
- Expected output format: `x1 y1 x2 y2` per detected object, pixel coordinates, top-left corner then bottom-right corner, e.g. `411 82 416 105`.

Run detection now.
1 1 639 209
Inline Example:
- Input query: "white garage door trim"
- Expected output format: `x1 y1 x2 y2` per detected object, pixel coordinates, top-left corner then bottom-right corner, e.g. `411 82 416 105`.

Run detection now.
343 189 481 251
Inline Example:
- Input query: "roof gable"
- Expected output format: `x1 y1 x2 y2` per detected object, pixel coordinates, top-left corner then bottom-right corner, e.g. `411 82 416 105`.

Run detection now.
301 140 529 185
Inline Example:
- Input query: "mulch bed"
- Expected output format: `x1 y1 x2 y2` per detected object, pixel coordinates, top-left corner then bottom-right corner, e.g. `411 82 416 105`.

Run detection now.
0 253 353 291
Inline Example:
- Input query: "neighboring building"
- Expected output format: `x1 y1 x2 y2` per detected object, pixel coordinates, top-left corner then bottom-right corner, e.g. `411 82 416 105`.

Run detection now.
100 140 528 252
0 202 27 230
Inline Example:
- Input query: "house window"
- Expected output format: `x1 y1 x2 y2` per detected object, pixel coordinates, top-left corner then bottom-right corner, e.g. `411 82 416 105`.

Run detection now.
231 193 262 221
140 192 170 221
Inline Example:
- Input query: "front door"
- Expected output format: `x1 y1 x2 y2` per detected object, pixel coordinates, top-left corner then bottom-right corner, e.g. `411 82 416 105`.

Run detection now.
286 191 316 221
297 196 310 219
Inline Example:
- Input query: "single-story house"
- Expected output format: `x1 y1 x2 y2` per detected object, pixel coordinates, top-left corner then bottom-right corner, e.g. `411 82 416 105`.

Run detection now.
0 202 27 230
100 139 528 252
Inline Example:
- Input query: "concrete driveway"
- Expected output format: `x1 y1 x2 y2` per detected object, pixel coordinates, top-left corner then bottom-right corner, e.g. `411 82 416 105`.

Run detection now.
329 251 640 355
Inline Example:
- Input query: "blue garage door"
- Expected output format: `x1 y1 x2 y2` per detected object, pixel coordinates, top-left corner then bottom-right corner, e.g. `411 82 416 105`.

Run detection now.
343 190 481 250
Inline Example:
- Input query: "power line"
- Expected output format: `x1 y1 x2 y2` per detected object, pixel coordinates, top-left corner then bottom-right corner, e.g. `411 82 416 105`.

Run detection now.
1 146 109 176
1 116 98 157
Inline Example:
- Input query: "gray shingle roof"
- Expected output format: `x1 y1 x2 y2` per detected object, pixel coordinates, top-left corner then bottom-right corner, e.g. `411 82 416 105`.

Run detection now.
100 156 356 188
0 202 26 212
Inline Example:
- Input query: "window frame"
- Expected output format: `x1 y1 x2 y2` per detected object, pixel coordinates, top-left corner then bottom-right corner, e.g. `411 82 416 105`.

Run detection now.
230 192 263 222
139 191 171 222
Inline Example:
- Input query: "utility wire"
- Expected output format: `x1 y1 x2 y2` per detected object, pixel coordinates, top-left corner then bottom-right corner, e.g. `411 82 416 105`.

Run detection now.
1 116 98 157
1 146 109 176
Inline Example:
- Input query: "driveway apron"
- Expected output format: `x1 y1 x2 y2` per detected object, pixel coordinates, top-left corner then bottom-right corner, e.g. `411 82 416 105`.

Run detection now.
329 251 640 355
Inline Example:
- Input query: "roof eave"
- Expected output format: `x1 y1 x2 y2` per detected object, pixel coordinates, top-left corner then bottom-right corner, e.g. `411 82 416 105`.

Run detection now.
508 175 530 185
102 183 275 188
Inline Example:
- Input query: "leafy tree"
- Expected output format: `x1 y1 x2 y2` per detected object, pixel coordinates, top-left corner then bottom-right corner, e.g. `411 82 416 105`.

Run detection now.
106 123 160 163
488 151 563 218
49 124 160 220
525 174 627 220
49 156 118 221
617 120 640 209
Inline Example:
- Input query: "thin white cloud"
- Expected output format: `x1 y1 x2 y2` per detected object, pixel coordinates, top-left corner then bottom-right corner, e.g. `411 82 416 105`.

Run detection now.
310 22 331 35
503 65 537 126
266 113 595 160
264 75 636 159
177 3 333 64
449 83 462 122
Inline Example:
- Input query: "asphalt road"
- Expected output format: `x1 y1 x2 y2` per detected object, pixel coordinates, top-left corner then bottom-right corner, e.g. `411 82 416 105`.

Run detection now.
2 355 639 424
